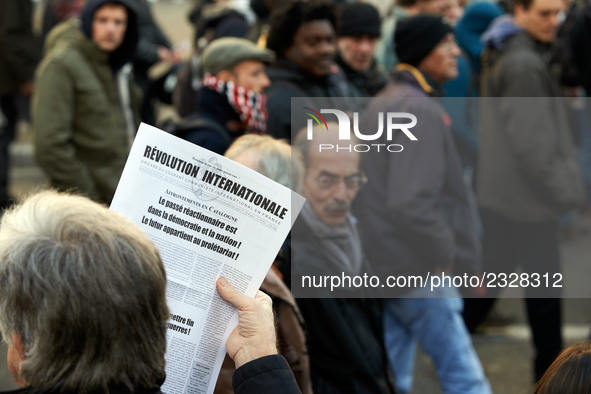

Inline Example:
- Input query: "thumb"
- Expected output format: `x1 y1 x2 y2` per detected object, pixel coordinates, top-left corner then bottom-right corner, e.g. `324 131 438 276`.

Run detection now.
217 276 251 309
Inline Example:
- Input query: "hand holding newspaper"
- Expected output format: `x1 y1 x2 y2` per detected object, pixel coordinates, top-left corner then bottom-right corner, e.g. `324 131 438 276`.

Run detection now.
110 123 305 394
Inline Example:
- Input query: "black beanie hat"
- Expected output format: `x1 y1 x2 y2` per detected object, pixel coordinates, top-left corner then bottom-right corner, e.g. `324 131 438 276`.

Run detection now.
395 14 454 67
338 2 381 37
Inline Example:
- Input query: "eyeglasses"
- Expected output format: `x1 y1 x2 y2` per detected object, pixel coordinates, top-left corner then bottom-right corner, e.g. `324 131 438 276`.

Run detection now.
313 173 368 191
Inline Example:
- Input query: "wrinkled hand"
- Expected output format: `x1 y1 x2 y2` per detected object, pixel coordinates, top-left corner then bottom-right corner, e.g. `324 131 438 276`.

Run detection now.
216 276 277 368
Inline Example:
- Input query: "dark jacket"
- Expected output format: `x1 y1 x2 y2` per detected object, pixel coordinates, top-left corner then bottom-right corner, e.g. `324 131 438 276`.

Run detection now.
335 54 388 97
0 0 41 95
129 0 172 73
173 87 241 155
353 65 480 286
32 0 141 203
264 60 353 142
292 217 395 394
0 355 300 394
478 30 587 221
189 1 249 44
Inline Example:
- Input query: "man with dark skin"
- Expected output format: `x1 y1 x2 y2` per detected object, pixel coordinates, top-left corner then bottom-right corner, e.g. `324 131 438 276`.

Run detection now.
264 0 352 142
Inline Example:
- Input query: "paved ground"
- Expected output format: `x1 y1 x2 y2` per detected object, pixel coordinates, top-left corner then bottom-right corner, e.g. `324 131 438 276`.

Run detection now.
2 2 590 392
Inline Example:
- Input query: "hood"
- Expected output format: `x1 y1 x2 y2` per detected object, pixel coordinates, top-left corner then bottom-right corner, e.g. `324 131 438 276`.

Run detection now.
43 18 81 55
455 1 504 73
80 0 139 72
481 14 522 52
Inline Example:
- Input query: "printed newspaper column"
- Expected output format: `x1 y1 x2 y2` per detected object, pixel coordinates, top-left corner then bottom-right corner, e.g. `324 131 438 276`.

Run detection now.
110 123 305 394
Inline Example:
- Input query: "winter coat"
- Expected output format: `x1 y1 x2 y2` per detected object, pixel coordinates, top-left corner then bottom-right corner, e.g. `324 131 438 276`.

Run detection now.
264 60 353 142
353 65 481 285
291 217 396 394
32 2 141 203
335 54 388 97
129 0 172 73
478 30 587 221
175 86 244 153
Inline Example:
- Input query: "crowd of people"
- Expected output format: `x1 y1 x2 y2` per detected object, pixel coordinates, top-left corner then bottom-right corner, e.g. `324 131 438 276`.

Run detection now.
1 0 591 392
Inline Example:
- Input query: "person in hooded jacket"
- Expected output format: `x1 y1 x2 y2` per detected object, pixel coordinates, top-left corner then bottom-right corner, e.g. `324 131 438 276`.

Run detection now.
32 0 141 204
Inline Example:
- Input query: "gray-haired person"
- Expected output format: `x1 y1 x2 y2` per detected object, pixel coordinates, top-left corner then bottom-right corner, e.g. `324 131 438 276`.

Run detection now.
223 134 312 393
225 134 304 193
0 190 300 394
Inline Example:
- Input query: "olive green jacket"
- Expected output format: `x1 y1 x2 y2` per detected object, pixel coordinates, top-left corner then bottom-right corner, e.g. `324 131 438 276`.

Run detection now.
33 20 141 203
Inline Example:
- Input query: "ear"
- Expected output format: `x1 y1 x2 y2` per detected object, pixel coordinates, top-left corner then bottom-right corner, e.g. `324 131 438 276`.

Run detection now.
8 333 27 387
11 333 25 361
514 4 525 19
216 70 236 83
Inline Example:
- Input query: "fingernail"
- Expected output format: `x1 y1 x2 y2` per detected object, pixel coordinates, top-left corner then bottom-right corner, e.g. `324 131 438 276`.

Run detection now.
218 276 228 287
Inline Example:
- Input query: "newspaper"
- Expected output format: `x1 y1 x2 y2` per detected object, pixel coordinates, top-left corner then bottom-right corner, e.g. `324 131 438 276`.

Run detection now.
110 123 305 394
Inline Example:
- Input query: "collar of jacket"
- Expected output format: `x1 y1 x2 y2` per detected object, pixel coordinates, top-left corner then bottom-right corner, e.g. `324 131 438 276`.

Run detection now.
335 53 367 80
197 85 242 127
393 63 444 97
508 31 553 60
335 54 382 84
266 59 332 86
78 32 110 66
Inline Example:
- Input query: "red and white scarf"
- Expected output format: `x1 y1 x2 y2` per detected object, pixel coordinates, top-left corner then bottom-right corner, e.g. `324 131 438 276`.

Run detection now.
201 73 268 134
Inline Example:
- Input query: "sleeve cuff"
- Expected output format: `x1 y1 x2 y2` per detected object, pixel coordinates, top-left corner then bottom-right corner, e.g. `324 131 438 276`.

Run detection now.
232 355 300 393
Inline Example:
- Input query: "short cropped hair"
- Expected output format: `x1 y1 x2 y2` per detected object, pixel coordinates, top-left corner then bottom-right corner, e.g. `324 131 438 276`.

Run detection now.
0 191 169 392
225 134 304 193
266 0 337 59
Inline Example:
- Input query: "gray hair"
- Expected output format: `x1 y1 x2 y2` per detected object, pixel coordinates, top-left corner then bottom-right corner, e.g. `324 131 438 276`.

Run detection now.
225 134 304 193
0 190 169 392
293 125 313 171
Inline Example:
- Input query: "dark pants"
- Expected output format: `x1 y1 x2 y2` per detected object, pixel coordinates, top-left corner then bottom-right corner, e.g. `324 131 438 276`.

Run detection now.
463 208 562 381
